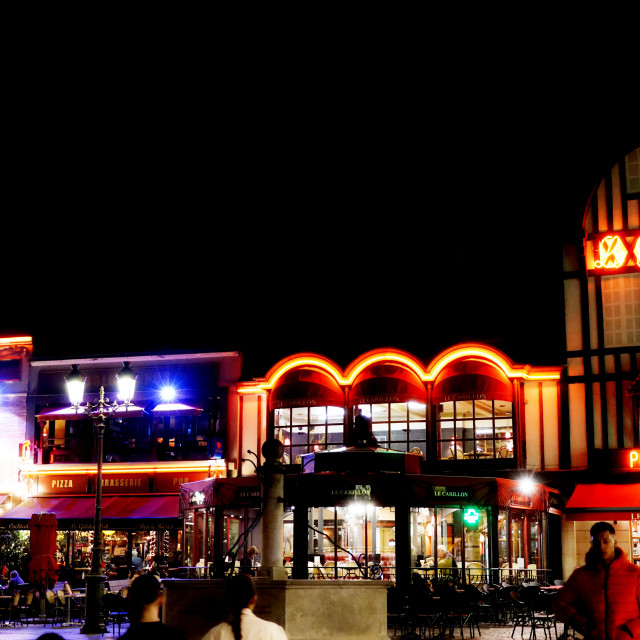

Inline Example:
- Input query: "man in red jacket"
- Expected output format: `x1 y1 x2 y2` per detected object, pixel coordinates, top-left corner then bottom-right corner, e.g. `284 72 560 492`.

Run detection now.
554 521 640 640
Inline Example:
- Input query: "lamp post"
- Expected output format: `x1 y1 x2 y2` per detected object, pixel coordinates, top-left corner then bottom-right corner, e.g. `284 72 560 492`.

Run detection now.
66 361 137 634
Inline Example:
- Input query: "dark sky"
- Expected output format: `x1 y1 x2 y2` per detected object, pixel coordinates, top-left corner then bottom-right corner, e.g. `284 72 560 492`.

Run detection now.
4 44 638 381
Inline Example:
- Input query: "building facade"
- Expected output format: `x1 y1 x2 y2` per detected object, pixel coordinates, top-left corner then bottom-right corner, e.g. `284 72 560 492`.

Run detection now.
560 146 640 574
0 350 241 582
180 345 564 588
0 335 33 518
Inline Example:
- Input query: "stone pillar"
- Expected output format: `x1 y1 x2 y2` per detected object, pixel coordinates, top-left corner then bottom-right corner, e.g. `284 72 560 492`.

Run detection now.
256 439 288 580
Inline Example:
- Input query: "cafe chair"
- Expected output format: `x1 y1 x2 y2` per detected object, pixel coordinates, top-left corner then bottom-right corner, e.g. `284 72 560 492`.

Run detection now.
440 585 481 639
509 590 530 639
8 589 37 626
466 562 485 586
528 592 558 640
101 591 129 635
44 589 63 626
8 591 23 626
387 586 413 637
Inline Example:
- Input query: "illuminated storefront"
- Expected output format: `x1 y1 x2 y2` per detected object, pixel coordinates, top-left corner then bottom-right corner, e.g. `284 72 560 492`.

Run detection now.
0 350 239 580
184 344 563 587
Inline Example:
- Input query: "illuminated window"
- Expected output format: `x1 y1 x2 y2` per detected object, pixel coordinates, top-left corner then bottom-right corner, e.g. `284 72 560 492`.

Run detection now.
354 401 427 453
626 148 640 194
274 406 345 463
435 399 513 460
602 273 640 347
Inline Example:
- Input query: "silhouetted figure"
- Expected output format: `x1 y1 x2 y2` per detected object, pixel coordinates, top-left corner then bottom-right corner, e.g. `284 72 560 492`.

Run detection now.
119 572 185 639
352 409 378 447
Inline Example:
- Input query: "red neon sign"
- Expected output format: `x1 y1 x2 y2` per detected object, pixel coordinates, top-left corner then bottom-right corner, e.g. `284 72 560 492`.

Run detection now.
589 233 640 274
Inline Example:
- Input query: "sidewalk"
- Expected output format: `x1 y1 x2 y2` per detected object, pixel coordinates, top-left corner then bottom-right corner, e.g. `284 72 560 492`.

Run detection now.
0 620 573 640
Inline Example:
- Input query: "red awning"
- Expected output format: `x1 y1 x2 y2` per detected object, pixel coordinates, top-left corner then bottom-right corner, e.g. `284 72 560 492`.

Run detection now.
0 494 180 529
564 483 640 520
269 367 344 410
432 358 513 404
180 475 261 511
350 363 427 405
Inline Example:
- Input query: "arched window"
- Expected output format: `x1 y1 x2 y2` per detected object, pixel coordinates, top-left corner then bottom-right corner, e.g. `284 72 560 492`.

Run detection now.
270 367 345 463
350 363 428 453
432 359 513 460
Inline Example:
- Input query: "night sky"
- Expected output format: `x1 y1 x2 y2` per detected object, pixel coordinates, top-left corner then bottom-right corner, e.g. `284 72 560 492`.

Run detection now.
4 44 638 382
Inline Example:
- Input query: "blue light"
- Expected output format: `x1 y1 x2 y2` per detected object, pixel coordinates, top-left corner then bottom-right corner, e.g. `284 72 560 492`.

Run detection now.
160 386 177 402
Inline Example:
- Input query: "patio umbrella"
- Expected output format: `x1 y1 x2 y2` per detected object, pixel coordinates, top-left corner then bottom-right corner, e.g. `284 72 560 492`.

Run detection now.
28 512 59 589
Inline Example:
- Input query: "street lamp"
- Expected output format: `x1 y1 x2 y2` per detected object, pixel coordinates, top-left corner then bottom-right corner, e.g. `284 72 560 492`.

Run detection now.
66 361 137 634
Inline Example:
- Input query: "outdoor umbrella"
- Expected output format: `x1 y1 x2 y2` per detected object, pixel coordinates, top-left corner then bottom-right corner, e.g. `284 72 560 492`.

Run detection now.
28 512 59 588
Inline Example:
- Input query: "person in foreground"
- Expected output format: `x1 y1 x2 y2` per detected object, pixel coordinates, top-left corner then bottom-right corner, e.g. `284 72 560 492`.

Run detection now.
554 521 640 640
119 572 186 639
201 574 288 640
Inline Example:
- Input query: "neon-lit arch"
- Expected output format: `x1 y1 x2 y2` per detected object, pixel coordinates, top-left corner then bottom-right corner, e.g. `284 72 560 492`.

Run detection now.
236 344 560 395
343 349 428 386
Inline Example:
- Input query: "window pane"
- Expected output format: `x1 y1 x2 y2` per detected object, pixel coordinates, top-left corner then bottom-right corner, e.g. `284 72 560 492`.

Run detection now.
474 401 493 418
310 425 326 447
389 403 407 421
496 440 514 457
292 407 308 425
495 402 512 418
456 401 473 418
275 408 291 427
439 420 454 439
408 402 427 420
372 423 388 445
327 406 345 423
407 422 426 440
438 402 454 419
372 404 389 422
292 429 308 445
310 406 327 424
327 425 343 445
390 422 407 441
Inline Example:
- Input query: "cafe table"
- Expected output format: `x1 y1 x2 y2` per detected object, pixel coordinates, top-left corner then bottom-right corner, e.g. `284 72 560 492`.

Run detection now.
61 590 86 627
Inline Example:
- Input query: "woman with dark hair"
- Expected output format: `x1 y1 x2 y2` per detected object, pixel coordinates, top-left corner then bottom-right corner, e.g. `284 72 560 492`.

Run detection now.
201 574 287 640
119 572 185 639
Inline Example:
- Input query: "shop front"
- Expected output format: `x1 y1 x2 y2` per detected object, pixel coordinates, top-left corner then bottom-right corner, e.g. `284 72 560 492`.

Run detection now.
179 475 262 576
0 462 218 584
179 451 561 588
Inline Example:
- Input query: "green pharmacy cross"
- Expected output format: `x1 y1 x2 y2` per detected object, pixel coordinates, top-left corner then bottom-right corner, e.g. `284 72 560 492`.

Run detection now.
463 507 481 528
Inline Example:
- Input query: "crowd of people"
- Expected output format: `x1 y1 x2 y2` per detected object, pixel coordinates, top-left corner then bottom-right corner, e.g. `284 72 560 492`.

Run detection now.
25 523 640 640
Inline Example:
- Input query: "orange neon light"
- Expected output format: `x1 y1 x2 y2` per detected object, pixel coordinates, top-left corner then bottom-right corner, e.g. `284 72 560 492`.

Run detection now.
237 344 562 394
27 461 217 476
595 235 628 269
0 335 32 345
631 450 639 468
635 238 640 266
